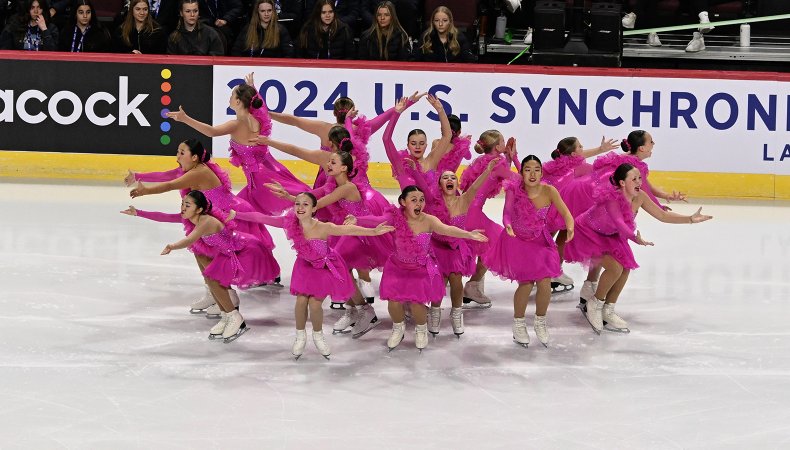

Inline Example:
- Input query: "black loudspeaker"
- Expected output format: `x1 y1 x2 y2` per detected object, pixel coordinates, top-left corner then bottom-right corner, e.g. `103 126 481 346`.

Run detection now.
589 2 622 53
533 1 566 51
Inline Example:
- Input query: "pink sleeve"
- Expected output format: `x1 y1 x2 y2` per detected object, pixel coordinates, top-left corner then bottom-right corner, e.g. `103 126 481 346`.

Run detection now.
136 209 182 223
355 214 390 228
604 200 637 241
502 188 514 228
383 113 404 177
366 105 396 133
135 167 183 182
512 156 521 173
234 211 285 228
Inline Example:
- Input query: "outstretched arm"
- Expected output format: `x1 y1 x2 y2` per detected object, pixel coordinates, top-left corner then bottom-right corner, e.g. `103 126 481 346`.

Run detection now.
252 136 331 167
233 211 286 228
160 220 214 254
639 192 711 224
268 111 331 138
166 106 238 137
427 215 487 241
315 183 357 210
129 170 203 198
126 167 183 185
580 136 619 159
121 206 182 223
646 179 687 204
461 159 498 204
383 97 409 178
326 222 395 237
367 91 424 133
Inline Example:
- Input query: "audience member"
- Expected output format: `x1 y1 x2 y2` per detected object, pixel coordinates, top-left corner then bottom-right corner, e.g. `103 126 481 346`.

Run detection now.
59 0 110 52
358 0 410 60
167 0 224 55
197 0 242 52
0 0 59 50
417 5 474 63
232 0 294 56
113 0 167 53
298 0 354 59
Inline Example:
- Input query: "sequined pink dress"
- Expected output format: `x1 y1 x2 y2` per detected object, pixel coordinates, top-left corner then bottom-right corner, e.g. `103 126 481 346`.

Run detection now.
200 224 279 288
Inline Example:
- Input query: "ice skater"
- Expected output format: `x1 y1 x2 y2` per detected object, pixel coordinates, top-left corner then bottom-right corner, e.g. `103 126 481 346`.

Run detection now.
483 155 574 348
232 192 395 359
564 163 712 334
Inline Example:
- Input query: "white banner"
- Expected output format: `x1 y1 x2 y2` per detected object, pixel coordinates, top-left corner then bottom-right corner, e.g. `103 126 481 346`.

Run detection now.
212 64 790 175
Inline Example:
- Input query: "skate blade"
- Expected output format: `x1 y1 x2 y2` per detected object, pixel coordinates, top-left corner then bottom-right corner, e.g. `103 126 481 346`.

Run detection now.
332 328 353 335
550 284 574 293
205 313 221 320
190 308 209 314
462 298 492 310
365 297 375 304
330 303 346 310
580 310 602 335
540 341 548 348
352 317 380 339
208 333 223 340
293 354 302 361
322 354 331 360
603 324 631 334
454 332 463 338
513 338 529 348
387 336 404 352
223 324 249 343
429 331 438 338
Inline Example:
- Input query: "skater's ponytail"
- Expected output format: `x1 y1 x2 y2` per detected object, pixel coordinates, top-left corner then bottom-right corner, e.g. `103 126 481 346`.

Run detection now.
610 163 635 188
184 138 212 163
333 97 355 123
235 84 263 110
328 125 353 153
186 190 212 214
622 130 647 154
448 114 462 138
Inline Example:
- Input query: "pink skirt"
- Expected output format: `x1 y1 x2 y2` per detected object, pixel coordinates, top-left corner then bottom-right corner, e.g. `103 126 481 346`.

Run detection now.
432 237 476 277
290 256 355 302
202 236 280 289
335 234 393 271
560 175 595 218
466 205 502 256
379 256 445 305
484 231 561 283
563 219 639 270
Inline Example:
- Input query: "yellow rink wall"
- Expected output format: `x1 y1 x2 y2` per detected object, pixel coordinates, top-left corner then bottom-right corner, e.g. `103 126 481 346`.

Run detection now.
1 150 788 200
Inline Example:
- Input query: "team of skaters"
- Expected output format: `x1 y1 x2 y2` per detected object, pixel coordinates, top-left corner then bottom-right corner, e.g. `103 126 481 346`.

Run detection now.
122 74 712 359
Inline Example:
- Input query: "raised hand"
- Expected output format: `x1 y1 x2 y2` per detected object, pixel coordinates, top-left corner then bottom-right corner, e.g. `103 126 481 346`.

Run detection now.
485 158 498 172
244 72 255 87
634 230 654 246
124 169 136 187
120 205 138 216
373 222 395 235
160 244 173 255
130 181 147 198
600 136 618 152
346 107 358 119
165 106 187 122
469 229 488 242
395 97 408 114
565 227 574 243
505 137 517 159
668 190 688 202
426 94 444 112
264 181 287 198
402 158 417 171
690 207 713 223
408 91 427 103
343 215 357 225
505 225 515 237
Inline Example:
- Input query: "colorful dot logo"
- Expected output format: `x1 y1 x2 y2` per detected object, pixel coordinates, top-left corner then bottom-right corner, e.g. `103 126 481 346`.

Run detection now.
160 68 172 146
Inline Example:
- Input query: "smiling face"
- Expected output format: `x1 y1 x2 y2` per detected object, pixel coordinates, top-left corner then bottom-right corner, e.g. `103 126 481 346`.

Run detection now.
176 143 197 169
180 196 202 220
439 171 458 195
376 6 391 28
620 168 643 197
293 193 316 218
407 132 427 159
571 140 583 156
132 1 149 23
433 11 450 34
320 4 334 26
258 1 273 26
400 190 426 219
521 160 543 187
325 153 347 177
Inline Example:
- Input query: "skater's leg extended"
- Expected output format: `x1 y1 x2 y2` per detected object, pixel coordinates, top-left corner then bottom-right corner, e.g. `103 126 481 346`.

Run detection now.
513 282 534 319
308 296 325 332
469 258 487 282
535 278 551 316
295 295 309 331
595 255 624 301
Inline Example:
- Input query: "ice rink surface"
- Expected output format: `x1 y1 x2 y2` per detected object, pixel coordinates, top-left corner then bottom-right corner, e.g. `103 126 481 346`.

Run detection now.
1 181 788 449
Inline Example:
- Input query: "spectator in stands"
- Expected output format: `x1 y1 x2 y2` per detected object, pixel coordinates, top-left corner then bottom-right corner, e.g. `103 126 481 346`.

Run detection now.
113 0 167 53
298 0 354 59
0 0 58 50
197 0 242 52
59 0 110 52
417 5 474 63
232 0 294 56
360 0 418 39
167 0 224 55
305 0 358 32
358 1 410 60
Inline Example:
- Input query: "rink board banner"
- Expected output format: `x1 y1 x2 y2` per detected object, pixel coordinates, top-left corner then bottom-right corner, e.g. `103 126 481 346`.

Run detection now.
212 64 790 176
0 58 212 155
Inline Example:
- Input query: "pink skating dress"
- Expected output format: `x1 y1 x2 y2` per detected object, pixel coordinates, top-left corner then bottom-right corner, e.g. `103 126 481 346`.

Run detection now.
332 198 393 270
200 223 280 289
484 181 561 283
379 220 445 304
563 183 639 270
231 96 310 216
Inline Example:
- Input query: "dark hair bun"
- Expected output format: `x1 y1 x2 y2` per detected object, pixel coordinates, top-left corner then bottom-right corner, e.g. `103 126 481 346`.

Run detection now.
550 149 560 160
251 97 263 109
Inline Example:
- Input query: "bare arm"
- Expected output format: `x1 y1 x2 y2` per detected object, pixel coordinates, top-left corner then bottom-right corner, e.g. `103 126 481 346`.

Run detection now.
269 111 332 137
316 183 359 209
161 219 220 254
580 136 618 159
233 211 286 228
647 179 687 203
254 136 331 166
326 222 395 237
167 106 238 137
639 192 711 224
427 214 487 241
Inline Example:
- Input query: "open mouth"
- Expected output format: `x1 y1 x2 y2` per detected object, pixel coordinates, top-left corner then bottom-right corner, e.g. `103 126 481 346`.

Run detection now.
528 178 537 183
635 186 641 192
445 183 455 190
413 208 422 215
